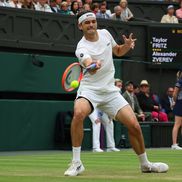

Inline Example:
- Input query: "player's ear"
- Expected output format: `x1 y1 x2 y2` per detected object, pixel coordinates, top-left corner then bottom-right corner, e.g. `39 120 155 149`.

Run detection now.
78 23 83 31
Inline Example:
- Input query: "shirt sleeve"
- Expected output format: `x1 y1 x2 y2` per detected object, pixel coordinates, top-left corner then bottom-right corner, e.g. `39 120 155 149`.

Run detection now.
75 47 91 66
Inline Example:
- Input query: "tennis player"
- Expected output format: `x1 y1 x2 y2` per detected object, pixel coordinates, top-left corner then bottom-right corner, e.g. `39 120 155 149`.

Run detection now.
64 10 169 176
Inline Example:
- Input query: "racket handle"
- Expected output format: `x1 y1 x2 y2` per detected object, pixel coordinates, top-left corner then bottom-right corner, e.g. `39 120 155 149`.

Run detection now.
86 63 97 71
84 63 97 74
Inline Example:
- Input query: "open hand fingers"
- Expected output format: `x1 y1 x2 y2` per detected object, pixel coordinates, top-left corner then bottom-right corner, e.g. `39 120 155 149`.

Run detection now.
129 33 133 39
129 33 137 42
123 33 137 42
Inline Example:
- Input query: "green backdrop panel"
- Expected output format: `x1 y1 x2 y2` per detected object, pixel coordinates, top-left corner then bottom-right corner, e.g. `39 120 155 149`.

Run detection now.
0 52 122 94
0 52 76 94
0 100 74 151
117 124 151 148
113 59 122 79
0 99 93 151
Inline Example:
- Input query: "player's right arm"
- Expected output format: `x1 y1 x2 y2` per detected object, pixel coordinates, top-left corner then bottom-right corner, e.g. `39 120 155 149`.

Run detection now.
83 59 101 75
75 47 101 74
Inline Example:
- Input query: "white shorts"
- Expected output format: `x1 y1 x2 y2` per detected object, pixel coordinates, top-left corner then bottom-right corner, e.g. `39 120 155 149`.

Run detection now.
76 90 129 120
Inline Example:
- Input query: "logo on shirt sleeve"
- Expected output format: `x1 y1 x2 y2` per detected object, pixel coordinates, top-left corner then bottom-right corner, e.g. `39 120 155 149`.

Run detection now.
107 42 111 46
80 53 84 58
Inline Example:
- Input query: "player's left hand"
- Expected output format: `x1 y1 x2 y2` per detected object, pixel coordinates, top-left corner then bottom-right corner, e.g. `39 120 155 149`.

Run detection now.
122 33 137 49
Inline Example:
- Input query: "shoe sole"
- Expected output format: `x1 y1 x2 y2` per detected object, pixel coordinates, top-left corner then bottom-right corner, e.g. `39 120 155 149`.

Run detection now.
142 170 168 173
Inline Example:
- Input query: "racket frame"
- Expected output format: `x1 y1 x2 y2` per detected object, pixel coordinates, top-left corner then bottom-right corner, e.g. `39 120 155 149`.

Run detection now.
62 62 83 92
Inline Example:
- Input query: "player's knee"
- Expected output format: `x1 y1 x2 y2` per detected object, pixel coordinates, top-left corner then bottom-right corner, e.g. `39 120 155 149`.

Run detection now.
73 108 87 123
128 121 141 135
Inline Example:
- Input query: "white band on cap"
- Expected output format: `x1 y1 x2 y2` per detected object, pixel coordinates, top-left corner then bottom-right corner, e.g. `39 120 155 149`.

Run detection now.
78 12 96 24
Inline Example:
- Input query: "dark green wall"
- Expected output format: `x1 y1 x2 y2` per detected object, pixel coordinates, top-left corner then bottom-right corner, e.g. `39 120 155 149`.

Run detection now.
0 100 73 151
0 52 77 94
0 52 122 94
0 51 122 151
1 51 176 151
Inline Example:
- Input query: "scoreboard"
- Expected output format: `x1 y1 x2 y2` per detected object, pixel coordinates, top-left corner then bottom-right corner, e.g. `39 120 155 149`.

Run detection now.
148 25 182 69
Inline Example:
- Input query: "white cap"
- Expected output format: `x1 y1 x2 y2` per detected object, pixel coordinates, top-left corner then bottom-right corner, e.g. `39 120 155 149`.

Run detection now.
140 80 149 86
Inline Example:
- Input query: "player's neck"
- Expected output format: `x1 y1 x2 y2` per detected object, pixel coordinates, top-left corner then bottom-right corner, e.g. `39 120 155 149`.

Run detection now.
84 31 99 42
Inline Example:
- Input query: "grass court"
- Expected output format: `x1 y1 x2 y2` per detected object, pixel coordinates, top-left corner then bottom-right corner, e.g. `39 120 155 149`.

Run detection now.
0 149 181 182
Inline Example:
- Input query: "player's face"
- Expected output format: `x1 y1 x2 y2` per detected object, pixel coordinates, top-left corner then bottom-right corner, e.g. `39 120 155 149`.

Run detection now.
79 18 97 35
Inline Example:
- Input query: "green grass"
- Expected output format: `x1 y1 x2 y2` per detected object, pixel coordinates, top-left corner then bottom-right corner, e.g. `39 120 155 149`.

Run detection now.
0 149 181 182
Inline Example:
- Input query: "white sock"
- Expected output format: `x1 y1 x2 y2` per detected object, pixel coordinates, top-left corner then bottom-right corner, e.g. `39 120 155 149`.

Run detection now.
138 152 150 166
72 146 81 162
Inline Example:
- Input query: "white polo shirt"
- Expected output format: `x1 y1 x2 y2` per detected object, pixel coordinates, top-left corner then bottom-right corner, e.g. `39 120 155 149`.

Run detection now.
76 29 119 93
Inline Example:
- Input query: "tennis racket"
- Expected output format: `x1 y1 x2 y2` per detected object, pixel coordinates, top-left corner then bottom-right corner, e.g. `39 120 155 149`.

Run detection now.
62 62 96 92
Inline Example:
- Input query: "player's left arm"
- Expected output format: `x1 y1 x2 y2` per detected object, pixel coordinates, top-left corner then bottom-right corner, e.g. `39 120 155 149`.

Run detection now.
113 33 136 57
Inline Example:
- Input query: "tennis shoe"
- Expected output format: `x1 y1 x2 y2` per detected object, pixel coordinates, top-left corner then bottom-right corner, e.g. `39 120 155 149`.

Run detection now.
64 161 85 176
141 162 169 173
171 144 182 150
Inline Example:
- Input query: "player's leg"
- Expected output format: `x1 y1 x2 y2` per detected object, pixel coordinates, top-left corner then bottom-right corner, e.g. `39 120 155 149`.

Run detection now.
100 92 168 173
171 116 182 149
116 105 169 172
101 113 120 152
64 98 92 176
116 105 145 155
71 98 92 147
